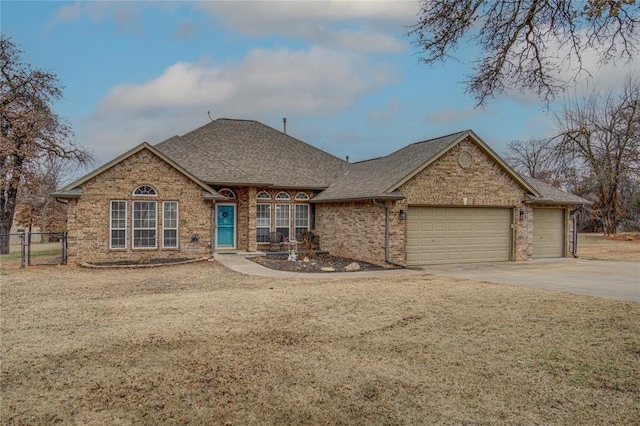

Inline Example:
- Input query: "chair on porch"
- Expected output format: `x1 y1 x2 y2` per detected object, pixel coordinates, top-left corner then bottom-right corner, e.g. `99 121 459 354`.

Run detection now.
269 231 285 252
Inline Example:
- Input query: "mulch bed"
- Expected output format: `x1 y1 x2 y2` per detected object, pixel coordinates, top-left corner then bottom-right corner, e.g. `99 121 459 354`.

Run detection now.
250 253 394 273
85 257 200 267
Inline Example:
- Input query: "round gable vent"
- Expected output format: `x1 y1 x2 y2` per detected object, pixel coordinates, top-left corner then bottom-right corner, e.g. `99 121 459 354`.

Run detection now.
458 152 472 168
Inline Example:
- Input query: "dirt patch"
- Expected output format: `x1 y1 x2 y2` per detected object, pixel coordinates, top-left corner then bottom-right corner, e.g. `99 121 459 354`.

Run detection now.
250 253 394 273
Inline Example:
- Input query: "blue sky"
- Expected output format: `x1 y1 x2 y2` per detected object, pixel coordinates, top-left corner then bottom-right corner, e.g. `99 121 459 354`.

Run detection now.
2 1 638 171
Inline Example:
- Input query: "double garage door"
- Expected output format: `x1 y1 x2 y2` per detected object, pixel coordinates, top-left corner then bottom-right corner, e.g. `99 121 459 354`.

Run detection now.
407 207 512 265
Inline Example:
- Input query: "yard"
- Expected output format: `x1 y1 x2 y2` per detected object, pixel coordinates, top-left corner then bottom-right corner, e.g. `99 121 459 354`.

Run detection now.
577 232 640 262
1 238 639 424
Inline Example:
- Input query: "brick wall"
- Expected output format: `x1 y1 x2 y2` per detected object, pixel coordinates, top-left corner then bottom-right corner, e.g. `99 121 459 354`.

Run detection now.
66 148 212 265
398 138 532 262
315 201 385 265
316 138 541 265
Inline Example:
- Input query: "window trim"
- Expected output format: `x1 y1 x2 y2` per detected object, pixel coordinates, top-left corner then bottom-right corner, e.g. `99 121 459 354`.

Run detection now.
256 203 271 243
218 188 236 199
294 204 309 241
110 200 127 249
162 201 179 249
133 185 157 196
295 192 309 201
132 200 157 249
257 190 271 200
275 203 291 238
276 191 291 200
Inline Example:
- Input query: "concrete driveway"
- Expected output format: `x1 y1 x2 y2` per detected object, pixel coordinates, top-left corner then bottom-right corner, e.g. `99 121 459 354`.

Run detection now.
418 258 639 302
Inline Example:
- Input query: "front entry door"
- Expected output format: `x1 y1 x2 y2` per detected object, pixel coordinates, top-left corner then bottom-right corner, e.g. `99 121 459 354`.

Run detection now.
216 204 236 249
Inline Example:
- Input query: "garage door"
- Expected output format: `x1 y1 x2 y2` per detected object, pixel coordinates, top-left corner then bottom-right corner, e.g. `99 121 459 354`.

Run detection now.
533 208 564 258
407 207 512 265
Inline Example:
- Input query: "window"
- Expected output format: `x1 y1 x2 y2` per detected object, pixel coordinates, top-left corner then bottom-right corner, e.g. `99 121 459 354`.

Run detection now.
294 204 309 240
219 188 236 199
276 191 291 200
256 204 271 243
257 191 271 200
110 200 127 249
163 201 178 248
275 204 290 238
295 192 309 201
133 201 157 248
133 185 157 196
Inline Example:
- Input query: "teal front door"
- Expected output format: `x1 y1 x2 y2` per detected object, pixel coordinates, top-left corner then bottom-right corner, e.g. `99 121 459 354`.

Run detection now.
216 204 235 248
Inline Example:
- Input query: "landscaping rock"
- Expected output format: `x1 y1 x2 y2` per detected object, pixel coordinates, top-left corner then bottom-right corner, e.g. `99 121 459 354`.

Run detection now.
344 262 361 272
250 253 394 273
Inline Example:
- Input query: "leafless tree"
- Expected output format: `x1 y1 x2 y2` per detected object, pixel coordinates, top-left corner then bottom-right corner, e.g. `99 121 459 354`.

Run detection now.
1 36 92 253
508 74 640 234
554 75 640 234
14 156 74 235
505 137 571 186
410 0 640 105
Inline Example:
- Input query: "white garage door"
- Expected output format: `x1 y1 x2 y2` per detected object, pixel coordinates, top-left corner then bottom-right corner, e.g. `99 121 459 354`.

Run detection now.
533 208 564 258
407 207 512 265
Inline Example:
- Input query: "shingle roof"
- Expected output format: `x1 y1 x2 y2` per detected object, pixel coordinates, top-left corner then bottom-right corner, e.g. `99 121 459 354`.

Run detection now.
522 176 591 205
155 119 346 188
312 131 468 202
53 142 224 200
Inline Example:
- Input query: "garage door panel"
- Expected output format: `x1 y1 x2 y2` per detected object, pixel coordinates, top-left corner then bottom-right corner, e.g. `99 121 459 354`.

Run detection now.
407 207 511 265
533 208 564 258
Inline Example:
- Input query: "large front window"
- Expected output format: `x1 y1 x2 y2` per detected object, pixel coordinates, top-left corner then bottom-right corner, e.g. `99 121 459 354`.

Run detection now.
110 200 126 249
163 201 178 248
256 204 271 243
133 201 157 248
275 204 290 239
294 204 309 240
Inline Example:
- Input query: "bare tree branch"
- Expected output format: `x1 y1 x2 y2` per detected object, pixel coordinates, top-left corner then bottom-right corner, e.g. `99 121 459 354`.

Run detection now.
409 0 640 106
0 36 93 253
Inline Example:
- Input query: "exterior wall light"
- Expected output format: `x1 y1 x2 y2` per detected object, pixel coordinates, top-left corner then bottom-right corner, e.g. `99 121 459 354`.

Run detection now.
399 209 407 221
519 209 526 221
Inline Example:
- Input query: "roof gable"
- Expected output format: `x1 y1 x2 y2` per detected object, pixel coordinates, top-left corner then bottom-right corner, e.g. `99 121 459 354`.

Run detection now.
313 130 539 203
53 142 222 199
387 130 537 195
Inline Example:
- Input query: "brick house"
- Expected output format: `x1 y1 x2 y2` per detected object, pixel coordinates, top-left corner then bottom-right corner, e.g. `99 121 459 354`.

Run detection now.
54 119 588 266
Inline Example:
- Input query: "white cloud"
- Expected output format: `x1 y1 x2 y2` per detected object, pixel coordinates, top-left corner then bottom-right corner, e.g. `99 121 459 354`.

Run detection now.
47 1 145 33
198 1 417 53
85 46 395 163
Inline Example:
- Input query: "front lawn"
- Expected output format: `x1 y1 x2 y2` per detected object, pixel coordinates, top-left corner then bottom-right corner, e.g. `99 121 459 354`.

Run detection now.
1 262 638 424
578 232 640 262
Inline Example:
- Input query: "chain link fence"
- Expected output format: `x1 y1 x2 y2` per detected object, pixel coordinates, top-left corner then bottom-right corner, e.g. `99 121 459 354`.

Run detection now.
0 232 67 269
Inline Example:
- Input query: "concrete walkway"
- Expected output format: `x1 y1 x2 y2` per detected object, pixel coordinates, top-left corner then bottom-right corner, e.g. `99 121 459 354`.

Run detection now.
212 253 421 279
213 254 639 302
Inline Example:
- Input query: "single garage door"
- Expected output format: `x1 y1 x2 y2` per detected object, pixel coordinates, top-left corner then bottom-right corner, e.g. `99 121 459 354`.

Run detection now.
407 207 512 265
533 208 564 258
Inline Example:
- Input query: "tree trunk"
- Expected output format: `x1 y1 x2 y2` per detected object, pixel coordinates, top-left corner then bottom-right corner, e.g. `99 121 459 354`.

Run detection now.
599 188 619 236
0 185 19 254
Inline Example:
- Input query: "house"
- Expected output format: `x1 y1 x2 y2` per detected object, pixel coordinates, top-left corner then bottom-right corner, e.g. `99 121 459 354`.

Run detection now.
53 118 588 266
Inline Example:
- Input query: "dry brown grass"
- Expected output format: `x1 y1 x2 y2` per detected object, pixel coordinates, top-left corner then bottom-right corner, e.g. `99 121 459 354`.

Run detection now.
1 262 639 425
578 232 640 262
